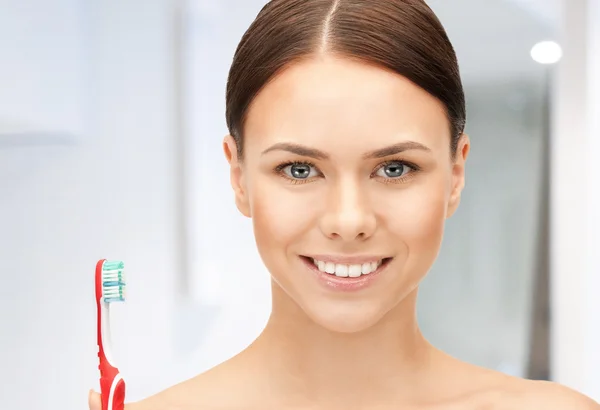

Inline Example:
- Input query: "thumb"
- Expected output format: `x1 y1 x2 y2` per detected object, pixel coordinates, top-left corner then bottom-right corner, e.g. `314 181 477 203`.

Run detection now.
88 389 102 410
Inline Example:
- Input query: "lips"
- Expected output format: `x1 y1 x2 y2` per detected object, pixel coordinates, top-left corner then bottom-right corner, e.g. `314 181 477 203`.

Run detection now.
300 255 392 291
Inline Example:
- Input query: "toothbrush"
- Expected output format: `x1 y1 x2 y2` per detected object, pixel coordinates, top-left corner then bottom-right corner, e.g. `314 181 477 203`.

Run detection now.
95 259 127 410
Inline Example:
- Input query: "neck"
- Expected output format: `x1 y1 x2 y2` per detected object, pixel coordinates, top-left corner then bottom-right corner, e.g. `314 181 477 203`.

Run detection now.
248 283 442 405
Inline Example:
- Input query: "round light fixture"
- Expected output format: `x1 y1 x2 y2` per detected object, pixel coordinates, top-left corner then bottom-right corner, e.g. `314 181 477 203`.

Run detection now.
530 41 563 64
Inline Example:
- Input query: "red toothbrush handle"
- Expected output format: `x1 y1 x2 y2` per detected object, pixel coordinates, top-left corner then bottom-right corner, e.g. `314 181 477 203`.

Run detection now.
111 379 126 410
99 353 126 410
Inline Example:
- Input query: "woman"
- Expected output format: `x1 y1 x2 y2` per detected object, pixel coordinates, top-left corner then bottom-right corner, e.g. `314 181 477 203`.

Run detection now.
90 0 599 408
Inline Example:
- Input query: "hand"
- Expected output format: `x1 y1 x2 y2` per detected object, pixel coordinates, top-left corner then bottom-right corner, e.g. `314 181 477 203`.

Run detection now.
88 390 101 410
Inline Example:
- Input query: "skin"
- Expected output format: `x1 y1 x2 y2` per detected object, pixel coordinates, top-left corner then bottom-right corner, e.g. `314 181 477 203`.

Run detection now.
89 56 599 409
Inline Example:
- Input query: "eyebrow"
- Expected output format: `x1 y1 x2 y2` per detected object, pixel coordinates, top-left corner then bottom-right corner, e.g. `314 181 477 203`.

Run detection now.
261 141 431 159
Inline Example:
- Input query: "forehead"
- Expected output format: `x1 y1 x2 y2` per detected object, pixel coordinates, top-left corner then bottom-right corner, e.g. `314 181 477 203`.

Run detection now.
244 56 450 154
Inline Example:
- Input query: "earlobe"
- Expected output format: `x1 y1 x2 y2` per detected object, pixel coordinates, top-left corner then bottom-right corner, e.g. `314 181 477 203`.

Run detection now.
223 135 251 218
446 133 470 218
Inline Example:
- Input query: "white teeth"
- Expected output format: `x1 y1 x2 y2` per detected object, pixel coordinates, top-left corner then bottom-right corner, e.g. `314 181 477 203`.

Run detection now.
311 258 385 277
348 264 362 277
334 264 349 277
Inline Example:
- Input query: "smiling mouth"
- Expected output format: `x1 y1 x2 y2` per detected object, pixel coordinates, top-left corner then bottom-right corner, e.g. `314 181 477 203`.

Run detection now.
300 256 393 278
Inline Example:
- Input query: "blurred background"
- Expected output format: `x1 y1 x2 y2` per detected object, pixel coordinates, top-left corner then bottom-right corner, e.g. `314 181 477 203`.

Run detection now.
1 0 598 409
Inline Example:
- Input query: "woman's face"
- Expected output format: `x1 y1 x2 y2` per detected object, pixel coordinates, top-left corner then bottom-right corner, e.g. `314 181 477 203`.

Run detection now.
224 56 469 333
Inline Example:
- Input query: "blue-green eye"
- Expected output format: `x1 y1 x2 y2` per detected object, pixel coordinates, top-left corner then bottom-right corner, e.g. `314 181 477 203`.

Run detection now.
282 163 318 179
375 161 410 178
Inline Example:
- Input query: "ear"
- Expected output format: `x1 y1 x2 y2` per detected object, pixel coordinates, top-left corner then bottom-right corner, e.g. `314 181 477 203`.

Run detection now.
446 133 470 218
223 135 251 218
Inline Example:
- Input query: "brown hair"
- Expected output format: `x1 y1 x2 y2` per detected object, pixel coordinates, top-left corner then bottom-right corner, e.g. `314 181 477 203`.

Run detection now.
225 0 466 158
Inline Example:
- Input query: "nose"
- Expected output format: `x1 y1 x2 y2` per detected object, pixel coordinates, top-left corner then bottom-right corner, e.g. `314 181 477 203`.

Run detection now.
319 178 377 241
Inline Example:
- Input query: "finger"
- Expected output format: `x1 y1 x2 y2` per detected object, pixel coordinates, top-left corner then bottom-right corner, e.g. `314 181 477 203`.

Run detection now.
88 389 102 410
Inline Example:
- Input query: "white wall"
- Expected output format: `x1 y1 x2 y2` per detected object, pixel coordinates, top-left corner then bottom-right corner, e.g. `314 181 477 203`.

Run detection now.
587 0 600 399
0 0 181 408
0 0 86 135
551 0 600 400
175 0 272 375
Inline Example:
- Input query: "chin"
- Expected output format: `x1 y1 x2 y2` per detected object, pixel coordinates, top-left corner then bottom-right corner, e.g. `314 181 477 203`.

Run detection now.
304 301 390 334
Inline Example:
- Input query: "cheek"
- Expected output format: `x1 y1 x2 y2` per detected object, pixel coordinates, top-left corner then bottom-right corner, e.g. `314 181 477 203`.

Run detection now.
381 179 448 252
249 179 318 256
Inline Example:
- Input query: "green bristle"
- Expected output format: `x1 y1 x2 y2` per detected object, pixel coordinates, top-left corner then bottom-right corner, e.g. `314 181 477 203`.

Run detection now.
102 260 126 303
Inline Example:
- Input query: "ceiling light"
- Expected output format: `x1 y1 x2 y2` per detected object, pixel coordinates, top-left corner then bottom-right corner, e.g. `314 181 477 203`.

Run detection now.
530 41 563 64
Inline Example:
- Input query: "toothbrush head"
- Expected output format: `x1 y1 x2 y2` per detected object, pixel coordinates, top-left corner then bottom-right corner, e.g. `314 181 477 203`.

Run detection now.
101 260 126 303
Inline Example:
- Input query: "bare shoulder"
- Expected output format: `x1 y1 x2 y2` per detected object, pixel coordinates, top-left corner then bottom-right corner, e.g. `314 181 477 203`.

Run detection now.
126 372 234 410
126 358 259 410
445 361 599 410
495 377 600 410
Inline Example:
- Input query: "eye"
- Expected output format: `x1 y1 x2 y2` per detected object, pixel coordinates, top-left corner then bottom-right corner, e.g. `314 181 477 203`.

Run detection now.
375 161 411 178
281 162 319 180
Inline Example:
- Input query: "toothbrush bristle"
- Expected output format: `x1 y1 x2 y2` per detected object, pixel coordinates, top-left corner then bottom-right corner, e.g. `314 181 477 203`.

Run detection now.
102 260 126 303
